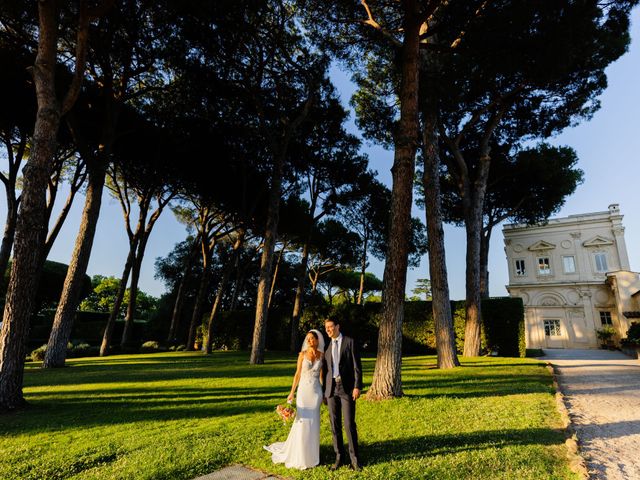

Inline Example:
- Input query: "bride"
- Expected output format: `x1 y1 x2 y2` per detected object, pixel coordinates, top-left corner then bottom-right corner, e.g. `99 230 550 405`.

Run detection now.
264 329 325 470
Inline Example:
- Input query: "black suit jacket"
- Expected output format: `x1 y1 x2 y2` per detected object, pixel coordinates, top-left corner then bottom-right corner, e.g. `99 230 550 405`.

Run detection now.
323 334 363 398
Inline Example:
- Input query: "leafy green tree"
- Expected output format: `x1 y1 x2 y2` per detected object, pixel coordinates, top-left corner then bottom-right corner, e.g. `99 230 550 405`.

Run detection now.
0 0 110 410
155 237 202 343
320 269 383 305
411 278 432 301
289 87 369 351
80 275 158 320
303 0 455 397
440 143 584 296
431 1 633 356
46 0 169 367
337 176 389 305
306 220 360 293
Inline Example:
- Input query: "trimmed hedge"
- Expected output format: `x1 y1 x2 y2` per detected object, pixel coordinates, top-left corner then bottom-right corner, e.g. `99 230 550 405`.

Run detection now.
210 297 525 357
28 310 150 348
481 297 526 357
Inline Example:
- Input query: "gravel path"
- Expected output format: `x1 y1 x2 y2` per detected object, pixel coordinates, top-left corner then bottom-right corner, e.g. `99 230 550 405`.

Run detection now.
543 349 640 480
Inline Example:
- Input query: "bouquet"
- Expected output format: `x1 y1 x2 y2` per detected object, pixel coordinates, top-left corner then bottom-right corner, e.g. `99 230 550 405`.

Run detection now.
276 401 296 424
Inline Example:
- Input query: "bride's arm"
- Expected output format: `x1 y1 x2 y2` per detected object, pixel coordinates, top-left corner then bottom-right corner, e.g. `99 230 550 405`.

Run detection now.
287 353 304 402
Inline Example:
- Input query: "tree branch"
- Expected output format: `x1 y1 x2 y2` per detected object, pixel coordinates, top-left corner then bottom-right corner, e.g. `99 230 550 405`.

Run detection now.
359 0 402 48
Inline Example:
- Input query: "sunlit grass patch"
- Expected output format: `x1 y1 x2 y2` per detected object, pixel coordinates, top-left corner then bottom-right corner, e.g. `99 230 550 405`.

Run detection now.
0 352 577 479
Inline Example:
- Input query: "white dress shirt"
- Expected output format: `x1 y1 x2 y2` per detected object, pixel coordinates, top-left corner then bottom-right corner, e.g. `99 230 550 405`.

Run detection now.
331 333 343 379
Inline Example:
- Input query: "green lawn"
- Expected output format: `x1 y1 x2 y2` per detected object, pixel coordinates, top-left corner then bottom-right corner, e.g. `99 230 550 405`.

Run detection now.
0 352 578 480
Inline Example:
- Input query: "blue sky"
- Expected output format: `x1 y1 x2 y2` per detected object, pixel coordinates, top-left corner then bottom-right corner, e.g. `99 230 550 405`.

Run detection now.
2 7 639 300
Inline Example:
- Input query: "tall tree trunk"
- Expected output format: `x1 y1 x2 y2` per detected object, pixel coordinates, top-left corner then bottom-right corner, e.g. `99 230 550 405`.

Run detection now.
42 163 86 260
0 105 58 406
368 8 421 400
480 227 491 298
290 238 311 352
268 240 286 309
120 250 143 348
357 231 369 305
0 2 98 396
119 193 169 348
187 241 213 351
43 163 107 367
0 195 18 278
290 191 318 351
167 238 200 343
462 157 491 357
250 155 284 365
421 86 459 369
0 0 64 409
100 242 136 356
229 268 245 312
204 234 243 354
0 136 26 278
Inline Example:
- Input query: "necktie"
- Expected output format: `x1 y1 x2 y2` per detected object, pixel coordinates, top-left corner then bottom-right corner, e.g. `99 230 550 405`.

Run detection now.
332 339 339 378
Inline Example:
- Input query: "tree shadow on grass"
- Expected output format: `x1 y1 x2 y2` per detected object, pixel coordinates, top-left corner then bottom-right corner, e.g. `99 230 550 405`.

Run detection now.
1 382 290 435
24 353 298 388
315 427 566 468
357 427 566 466
401 372 554 399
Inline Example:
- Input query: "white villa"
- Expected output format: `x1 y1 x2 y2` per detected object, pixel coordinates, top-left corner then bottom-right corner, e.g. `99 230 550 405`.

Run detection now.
503 204 640 349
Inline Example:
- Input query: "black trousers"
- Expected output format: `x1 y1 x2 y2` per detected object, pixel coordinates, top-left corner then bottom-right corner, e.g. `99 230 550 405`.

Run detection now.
327 380 359 465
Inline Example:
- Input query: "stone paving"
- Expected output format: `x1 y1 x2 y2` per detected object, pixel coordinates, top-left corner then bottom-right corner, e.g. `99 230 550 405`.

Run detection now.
193 465 285 480
543 348 640 480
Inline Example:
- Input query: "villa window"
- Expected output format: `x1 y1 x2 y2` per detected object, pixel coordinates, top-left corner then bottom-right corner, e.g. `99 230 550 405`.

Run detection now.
543 319 561 337
594 253 608 272
562 256 576 274
537 257 551 275
599 311 613 326
515 259 526 276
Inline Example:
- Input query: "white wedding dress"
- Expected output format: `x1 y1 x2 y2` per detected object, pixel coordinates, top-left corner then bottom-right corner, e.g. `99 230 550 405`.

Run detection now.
264 357 323 469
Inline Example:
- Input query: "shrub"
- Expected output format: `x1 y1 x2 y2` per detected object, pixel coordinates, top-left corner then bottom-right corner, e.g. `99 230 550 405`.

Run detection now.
140 341 161 353
175 344 187 351
622 322 640 347
67 343 98 358
30 344 47 362
596 326 616 341
626 322 640 344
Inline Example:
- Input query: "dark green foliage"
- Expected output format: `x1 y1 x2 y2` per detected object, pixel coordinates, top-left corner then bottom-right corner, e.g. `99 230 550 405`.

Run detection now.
625 322 640 345
208 298 525 356
481 297 526 358
29 345 47 362
29 342 99 362
2 260 92 312
27 310 150 348
66 343 99 358
211 308 293 351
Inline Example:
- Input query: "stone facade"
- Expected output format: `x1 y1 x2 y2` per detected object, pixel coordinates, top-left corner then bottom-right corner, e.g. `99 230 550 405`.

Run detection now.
503 204 640 349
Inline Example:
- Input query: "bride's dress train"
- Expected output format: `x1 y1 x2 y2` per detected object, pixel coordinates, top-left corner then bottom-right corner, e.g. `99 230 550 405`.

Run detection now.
264 358 323 469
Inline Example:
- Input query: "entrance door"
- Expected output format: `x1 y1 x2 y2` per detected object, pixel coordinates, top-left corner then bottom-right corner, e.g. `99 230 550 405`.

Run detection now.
543 319 564 348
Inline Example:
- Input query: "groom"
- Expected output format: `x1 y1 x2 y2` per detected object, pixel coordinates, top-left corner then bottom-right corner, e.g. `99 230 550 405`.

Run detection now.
323 317 363 471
